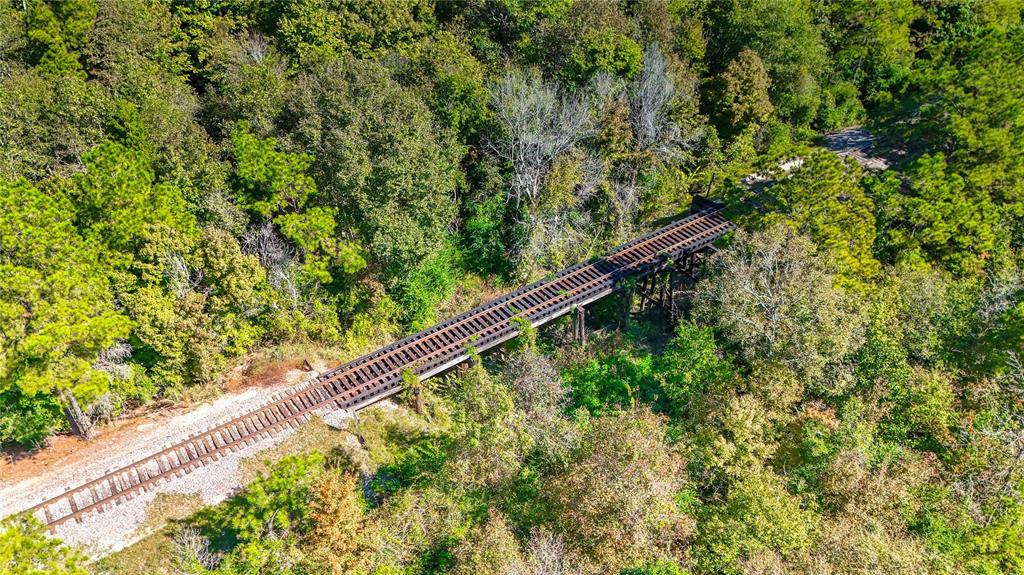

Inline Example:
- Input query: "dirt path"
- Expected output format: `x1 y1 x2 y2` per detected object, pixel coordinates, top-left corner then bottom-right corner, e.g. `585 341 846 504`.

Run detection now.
822 126 891 170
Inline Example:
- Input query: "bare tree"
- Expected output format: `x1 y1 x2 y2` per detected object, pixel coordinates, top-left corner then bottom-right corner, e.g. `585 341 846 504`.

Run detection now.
93 341 133 381
488 70 593 207
173 527 221 574
517 209 602 280
629 44 702 162
956 412 1024 526
515 528 583 575
242 220 299 303
503 350 578 464
609 173 641 241
88 341 134 424
245 31 270 63
999 351 1024 399
977 266 1023 332
164 252 193 298
514 152 606 277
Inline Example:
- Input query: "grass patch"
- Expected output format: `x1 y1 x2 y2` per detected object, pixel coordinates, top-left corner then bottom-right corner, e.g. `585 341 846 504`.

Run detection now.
238 416 350 484
138 492 204 535
354 404 447 467
95 528 178 575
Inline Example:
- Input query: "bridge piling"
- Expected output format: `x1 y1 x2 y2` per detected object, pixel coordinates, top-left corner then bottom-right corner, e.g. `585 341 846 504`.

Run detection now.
572 305 587 347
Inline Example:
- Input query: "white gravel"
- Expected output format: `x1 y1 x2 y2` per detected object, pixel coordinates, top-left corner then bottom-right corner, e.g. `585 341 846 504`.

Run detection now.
51 428 294 556
316 405 356 429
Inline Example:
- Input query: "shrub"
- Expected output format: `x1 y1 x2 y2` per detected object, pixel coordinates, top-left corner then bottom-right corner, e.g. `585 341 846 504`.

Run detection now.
0 388 62 447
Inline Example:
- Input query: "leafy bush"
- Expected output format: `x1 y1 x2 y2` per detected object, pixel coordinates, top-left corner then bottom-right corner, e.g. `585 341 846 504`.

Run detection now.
393 246 464 331
621 561 691 575
192 453 324 549
655 322 736 416
0 514 87 575
563 349 656 415
0 388 63 447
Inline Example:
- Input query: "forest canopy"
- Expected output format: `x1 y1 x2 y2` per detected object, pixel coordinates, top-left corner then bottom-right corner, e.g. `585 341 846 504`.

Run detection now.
0 1 1023 574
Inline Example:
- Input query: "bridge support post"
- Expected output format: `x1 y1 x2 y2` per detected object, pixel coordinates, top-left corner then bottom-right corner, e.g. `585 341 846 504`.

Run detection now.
669 266 680 324
573 305 587 347
621 285 633 329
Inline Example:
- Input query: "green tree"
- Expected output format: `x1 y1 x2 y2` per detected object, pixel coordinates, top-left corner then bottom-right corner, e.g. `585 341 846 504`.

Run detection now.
72 141 196 270
872 154 1000 274
275 0 431 63
231 127 316 218
123 287 220 389
0 68 110 181
0 388 62 447
717 48 773 132
0 515 87 575
916 27 1024 225
231 127 364 283
24 0 97 77
0 178 130 444
194 453 324 547
286 57 461 281
824 0 920 105
392 30 490 142
710 0 828 124
202 31 290 135
563 27 644 85
762 151 880 286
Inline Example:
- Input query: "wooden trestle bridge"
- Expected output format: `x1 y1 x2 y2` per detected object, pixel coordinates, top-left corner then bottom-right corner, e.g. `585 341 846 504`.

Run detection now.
25 199 733 529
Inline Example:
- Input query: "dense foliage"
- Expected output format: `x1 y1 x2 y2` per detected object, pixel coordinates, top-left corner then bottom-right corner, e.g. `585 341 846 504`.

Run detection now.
2 0 1023 574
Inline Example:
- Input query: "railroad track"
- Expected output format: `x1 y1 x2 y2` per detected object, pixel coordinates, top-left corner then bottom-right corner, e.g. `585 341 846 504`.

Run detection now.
24 205 733 529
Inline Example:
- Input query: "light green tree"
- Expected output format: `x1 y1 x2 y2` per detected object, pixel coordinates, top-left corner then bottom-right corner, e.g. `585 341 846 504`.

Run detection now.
446 362 533 490
0 515 87 575
693 226 867 394
452 511 525 575
275 0 430 63
762 151 880 286
695 468 817 575
72 141 196 270
0 178 130 443
872 154 1000 275
543 408 691 573
24 0 97 77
